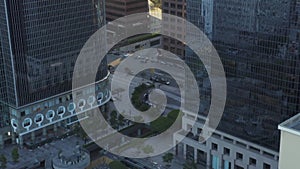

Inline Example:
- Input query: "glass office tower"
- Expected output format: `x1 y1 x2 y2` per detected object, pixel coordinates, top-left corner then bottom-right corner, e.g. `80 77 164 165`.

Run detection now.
0 0 109 146
185 0 300 151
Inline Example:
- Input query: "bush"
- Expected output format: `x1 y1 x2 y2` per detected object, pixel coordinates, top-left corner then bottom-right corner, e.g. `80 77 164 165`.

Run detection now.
109 161 127 169
183 160 197 169
0 154 7 168
167 110 181 121
11 148 19 162
150 110 180 133
163 153 174 163
131 84 153 111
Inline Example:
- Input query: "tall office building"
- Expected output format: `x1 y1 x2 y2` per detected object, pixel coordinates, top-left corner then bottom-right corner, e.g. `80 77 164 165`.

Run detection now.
162 0 186 58
105 0 149 22
0 0 109 147
173 0 300 168
105 0 150 49
188 0 299 151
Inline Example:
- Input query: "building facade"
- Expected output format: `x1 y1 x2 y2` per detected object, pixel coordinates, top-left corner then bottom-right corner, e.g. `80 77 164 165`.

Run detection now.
174 0 300 168
174 115 279 169
105 0 149 22
162 0 186 58
0 0 109 147
184 0 300 152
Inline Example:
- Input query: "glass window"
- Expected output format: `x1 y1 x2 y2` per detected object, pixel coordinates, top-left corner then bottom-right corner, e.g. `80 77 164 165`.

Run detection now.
212 155 219 169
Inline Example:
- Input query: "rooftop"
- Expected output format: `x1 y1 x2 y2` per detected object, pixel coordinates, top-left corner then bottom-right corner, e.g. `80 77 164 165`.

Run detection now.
278 113 300 137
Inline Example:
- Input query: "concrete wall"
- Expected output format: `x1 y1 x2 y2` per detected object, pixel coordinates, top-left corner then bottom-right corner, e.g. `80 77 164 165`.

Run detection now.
279 131 300 169
174 115 279 169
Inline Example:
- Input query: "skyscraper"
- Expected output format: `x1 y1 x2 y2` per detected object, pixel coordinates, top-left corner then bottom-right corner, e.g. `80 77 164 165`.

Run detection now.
0 0 109 147
105 0 149 22
162 0 186 58
173 0 300 168
186 0 300 151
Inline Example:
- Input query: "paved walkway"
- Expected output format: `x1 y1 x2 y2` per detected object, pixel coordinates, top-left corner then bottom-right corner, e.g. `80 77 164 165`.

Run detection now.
0 135 83 169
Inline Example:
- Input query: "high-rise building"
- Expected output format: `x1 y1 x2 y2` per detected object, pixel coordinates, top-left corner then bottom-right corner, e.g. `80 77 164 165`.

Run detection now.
0 0 109 147
173 0 300 168
105 0 149 22
162 0 186 58
187 0 300 150
105 0 150 49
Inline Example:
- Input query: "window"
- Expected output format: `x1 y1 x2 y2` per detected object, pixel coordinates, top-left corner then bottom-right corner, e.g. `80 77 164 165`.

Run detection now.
234 165 244 169
212 155 219 169
135 45 140 49
224 147 230 155
177 4 183 9
249 157 256 166
263 163 271 169
236 152 243 160
197 128 202 134
212 143 218 150
224 160 231 169
150 40 160 46
164 2 169 7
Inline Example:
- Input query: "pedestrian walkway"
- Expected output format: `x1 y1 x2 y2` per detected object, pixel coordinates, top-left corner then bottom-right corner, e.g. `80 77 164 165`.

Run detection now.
0 135 83 169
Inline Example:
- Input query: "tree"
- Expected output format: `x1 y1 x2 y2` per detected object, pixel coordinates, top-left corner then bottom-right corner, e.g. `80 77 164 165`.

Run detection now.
183 160 197 169
111 110 118 119
162 153 174 167
110 110 122 129
118 115 125 126
11 147 19 162
75 125 88 141
0 154 7 168
109 161 127 169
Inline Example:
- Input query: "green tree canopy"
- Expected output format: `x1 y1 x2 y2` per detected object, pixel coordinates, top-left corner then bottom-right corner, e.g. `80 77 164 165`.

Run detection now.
183 160 197 169
109 161 127 169
11 147 19 162
163 153 174 163
0 154 7 168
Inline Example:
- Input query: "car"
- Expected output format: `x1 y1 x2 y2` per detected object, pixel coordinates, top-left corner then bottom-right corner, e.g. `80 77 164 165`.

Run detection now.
165 81 170 85
160 77 166 82
110 97 117 102
124 53 133 58
110 50 119 54
143 93 149 98
145 82 153 86
150 76 157 81
152 161 158 165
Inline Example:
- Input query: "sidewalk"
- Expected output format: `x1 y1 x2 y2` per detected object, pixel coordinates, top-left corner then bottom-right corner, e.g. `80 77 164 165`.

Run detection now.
0 135 84 169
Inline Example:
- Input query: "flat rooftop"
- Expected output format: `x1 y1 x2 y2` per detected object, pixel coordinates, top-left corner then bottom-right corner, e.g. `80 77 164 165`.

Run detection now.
278 113 300 137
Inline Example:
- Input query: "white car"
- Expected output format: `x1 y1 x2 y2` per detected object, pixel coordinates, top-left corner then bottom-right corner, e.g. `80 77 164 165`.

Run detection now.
152 161 158 165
